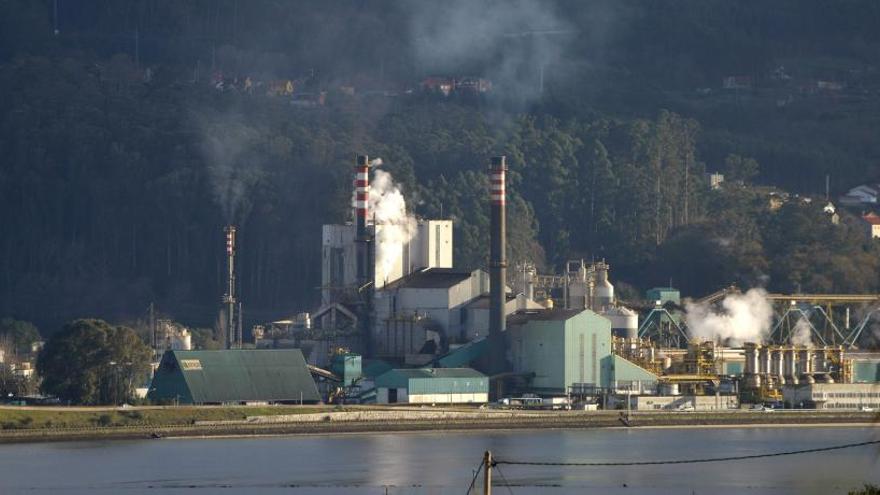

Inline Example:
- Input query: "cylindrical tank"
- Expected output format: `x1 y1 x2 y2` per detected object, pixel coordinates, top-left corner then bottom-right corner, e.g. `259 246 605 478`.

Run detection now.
784 348 798 384
772 349 784 378
170 331 193 351
296 312 311 330
593 263 614 311
604 307 639 340
525 265 535 301
758 347 771 374
798 349 813 375
660 383 680 396
567 279 589 310
744 343 758 375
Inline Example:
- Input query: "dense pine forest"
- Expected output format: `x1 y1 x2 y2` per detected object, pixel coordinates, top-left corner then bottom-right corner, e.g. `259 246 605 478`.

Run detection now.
2 0 880 333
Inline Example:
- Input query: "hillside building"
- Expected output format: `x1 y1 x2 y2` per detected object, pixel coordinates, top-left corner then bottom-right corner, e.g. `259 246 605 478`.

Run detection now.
861 212 880 240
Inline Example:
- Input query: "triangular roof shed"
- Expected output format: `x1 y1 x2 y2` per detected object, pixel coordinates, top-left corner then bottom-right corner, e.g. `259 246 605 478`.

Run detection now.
148 349 320 404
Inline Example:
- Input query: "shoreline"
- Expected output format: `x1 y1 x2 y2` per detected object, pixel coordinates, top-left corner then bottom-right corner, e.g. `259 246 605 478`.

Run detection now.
0 410 876 444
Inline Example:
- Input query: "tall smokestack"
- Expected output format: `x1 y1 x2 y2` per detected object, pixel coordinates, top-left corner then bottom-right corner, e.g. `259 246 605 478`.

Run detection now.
488 156 507 375
355 155 371 284
223 225 238 349
354 155 374 355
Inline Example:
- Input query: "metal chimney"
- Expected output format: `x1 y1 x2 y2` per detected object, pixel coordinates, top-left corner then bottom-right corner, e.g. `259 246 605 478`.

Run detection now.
354 155 375 355
355 155 371 284
488 156 507 375
223 225 238 349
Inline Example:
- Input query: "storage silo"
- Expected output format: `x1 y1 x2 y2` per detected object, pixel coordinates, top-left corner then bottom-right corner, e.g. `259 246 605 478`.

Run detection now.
604 306 639 340
593 262 614 311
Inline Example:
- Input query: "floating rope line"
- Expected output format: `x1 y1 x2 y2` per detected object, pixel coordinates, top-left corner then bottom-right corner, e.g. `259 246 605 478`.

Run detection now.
493 439 880 467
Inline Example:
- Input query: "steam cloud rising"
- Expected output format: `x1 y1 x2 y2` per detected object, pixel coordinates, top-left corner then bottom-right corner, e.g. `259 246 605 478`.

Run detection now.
196 114 265 223
361 165 417 283
685 288 775 345
408 0 574 103
790 318 814 347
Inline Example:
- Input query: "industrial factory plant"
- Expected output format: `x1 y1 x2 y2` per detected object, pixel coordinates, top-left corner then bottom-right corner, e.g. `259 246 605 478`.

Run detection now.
3 2 880 494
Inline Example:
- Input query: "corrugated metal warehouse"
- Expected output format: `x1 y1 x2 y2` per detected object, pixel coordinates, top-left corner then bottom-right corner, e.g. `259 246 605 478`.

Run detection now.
148 349 320 405
375 368 488 404
506 308 658 395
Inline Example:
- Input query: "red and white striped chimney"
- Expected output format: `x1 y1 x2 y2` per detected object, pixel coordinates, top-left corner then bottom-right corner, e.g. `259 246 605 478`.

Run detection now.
355 155 370 233
490 161 506 207
354 155 372 289
488 156 507 376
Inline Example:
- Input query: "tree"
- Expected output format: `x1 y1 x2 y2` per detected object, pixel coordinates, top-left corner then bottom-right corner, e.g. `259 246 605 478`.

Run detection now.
190 327 223 350
37 319 151 405
0 318 40 356
723 154 760 184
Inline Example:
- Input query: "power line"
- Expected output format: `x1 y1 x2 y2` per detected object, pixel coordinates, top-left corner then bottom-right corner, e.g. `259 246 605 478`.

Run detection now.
493 463 516 495
466 457 484 495
493 439 880 467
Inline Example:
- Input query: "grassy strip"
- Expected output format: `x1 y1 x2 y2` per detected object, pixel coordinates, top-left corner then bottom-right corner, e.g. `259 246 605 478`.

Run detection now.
0 406 328 430
0 411 876 445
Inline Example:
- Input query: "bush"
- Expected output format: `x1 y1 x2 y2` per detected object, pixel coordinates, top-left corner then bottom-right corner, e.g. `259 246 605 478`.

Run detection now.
850 485 880 495
96 414 114 427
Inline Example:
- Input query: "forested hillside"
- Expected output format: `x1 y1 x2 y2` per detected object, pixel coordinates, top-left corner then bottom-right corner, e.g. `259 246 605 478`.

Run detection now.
2 0 880 332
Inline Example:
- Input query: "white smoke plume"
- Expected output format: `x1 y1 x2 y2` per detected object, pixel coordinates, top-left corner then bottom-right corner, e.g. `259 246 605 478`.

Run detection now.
408 0 575 105
369 169 417 283
195 114 264 222
685 288 774 345
790 318 814 347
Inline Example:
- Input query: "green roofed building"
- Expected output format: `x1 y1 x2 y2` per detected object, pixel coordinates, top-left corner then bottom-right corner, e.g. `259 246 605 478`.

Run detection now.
375 368 488 404
148 349 320 405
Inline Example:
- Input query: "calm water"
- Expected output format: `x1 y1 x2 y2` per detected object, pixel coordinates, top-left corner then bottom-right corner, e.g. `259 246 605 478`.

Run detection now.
0 426 878 494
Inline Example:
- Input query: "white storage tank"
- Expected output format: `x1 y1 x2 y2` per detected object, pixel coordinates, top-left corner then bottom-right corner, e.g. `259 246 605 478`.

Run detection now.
593 263 614 311
604 306 638 339
170 329 192 350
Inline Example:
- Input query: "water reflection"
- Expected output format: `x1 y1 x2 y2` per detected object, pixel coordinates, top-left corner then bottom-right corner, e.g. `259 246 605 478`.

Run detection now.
0 427 877 494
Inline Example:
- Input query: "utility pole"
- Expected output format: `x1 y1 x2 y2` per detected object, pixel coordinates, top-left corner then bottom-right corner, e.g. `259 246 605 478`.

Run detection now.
483 450 492 495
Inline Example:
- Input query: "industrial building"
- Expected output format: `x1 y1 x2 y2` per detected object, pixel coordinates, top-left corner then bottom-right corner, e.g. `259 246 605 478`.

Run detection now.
374 368 488 404
261 152 880 408
372 268 489 360
148 349 320 405
321 219 453 303
783 382 880 410
505 308 658 395
628 395 739 411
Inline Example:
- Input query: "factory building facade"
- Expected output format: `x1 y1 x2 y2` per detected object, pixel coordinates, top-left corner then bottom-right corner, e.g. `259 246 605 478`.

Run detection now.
630 395 739 411
783 382 880 410
321 220 453 304
148 349 320 405
372 268 489 358
374 368 488 404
